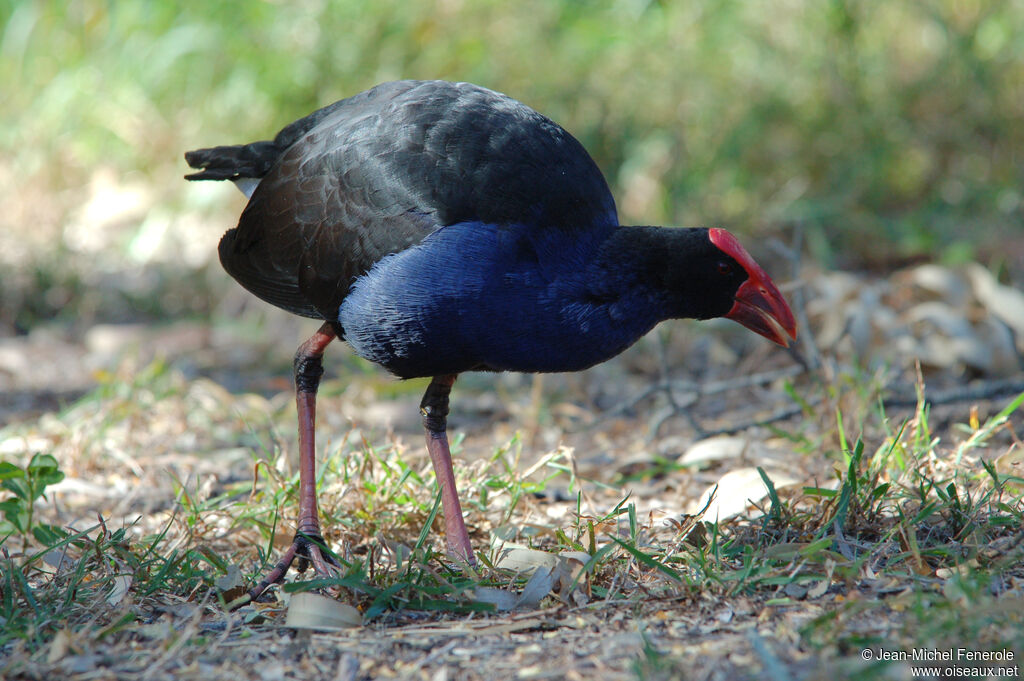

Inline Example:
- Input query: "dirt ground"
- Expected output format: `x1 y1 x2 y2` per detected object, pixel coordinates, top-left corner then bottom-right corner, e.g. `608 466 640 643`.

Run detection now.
2 259 1023 681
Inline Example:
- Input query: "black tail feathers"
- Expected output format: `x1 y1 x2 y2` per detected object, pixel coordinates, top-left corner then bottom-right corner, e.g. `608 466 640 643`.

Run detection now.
184 140 280 181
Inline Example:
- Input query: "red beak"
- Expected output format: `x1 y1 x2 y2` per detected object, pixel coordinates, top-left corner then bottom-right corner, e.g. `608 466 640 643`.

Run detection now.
709 228 798 347
726 277 798 347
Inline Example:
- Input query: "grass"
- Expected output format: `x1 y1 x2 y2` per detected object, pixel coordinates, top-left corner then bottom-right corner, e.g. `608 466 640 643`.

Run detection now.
1 354 1021 678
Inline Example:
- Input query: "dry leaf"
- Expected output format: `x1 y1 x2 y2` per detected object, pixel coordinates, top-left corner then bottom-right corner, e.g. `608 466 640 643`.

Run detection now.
473 567 557 612
557 550 593 594
516 565 557 609
42 550 74 573
490 539 594 608
909 263 970 306
491 542 561 574
994 445 1024 485
936 559 978 580
691 467 798 521
967 263 1024 340
284 592 362 630
47 629 72 664
215 564 245 592
106 574 132 607
807 560 835 599
679 437 747 466
474 587 518 612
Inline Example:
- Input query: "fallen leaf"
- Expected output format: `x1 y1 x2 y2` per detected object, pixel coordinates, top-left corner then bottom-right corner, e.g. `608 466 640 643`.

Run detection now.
490 539 594 607
909 263 970 306
968 263 1024 340
557 550 593 599
679 436 747 466
47 629 72 664
993 445 1023 486
284 592 362 630
42 550 74 572
516 565 557 609
491 542 561 574
691 467 798 521
215 564 245 592
106 574 132 607
474 587 518 612
936 559 978 580
807 560 835 599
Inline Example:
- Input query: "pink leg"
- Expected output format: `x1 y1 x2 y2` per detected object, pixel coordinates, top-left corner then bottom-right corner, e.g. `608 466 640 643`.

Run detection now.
241 323 341 606
420 375 475 563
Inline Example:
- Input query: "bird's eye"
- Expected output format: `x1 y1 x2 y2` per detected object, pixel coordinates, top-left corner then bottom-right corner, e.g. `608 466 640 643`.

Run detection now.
716 261 734 276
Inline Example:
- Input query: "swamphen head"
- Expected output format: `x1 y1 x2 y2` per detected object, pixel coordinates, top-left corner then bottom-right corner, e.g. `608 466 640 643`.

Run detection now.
707 228 797 347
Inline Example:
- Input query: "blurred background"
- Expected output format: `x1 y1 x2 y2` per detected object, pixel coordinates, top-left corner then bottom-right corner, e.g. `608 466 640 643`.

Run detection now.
1 0 1022 417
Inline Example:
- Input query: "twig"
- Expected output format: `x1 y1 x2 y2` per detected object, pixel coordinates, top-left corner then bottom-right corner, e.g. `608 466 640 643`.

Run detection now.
700 398 820 438
602 364 805 421
832 519 857 562
670 365 806 397
882 377 1024 408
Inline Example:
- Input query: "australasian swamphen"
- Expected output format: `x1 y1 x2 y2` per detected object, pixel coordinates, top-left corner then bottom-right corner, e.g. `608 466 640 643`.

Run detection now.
185 80 797 604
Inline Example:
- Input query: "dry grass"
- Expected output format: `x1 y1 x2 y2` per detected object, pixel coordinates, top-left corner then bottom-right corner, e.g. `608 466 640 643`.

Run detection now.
1 328 1022 680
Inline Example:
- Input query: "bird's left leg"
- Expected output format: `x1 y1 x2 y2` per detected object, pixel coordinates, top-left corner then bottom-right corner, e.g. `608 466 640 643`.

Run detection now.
420 375 475 563
244 322 341 604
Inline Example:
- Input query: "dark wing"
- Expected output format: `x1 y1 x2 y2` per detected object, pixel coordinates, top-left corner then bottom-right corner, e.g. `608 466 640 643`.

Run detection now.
209 80 619 321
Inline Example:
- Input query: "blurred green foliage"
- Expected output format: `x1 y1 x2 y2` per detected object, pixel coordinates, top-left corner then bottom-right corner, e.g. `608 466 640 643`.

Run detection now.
1 0 1022 291
0 453 64 541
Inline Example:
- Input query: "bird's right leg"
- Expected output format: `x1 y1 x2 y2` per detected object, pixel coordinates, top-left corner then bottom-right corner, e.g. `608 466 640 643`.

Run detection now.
242 322 341 605
420 375 475 563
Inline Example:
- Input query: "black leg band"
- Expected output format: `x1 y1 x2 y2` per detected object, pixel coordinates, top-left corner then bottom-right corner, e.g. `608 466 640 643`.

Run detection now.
294 349 325 394
420 375 456 434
